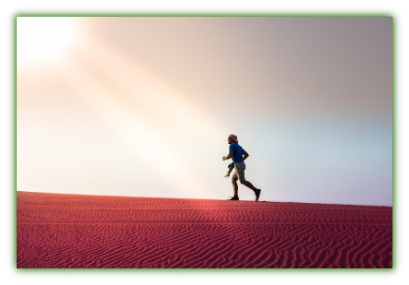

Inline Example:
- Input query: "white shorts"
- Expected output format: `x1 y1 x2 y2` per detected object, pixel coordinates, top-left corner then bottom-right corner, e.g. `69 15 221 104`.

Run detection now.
232 162 246 181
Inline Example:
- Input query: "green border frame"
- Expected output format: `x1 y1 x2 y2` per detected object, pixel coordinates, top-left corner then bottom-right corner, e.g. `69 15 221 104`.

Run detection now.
0 0 409 284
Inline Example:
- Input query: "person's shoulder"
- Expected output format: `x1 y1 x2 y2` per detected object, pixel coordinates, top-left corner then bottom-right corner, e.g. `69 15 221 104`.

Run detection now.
229 143 237 149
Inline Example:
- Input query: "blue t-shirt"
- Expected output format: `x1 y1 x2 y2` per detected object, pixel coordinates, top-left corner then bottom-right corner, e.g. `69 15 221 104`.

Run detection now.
229 143 244 164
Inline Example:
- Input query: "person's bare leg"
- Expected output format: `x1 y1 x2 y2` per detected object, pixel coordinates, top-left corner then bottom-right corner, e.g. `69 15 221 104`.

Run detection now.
240 180 258 192
240 180 261 201
231 178 239 197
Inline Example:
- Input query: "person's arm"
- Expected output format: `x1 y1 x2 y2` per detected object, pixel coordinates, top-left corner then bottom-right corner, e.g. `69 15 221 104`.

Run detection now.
242 150 249 160
223 151 234 161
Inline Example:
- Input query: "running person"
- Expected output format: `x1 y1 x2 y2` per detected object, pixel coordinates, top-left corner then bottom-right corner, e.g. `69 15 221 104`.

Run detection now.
222 134 261 201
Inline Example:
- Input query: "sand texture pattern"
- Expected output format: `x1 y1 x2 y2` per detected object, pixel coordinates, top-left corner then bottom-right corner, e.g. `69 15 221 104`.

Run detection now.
17 191 392 268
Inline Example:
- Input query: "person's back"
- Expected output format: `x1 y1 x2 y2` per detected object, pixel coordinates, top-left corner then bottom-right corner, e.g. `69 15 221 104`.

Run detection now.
229 143 244 164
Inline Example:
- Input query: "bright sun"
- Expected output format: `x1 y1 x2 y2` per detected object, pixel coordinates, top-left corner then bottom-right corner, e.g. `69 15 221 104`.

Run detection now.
17 17 78 68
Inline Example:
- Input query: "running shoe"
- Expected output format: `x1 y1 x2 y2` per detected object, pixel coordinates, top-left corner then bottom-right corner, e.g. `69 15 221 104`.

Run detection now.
255 189 261 201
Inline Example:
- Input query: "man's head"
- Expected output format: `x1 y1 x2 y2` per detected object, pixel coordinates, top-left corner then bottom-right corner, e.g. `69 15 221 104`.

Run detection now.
227 134 238 144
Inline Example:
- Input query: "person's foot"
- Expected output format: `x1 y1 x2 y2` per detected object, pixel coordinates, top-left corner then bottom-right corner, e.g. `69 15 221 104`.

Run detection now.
254 189 261 201
229 196 239 201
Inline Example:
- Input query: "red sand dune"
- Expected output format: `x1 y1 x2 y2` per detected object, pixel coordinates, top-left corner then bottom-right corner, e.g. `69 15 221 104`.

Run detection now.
17 191 392 268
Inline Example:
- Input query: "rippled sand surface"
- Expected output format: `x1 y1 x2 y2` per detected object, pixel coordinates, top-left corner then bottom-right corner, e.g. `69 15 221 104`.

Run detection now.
17 191 392 268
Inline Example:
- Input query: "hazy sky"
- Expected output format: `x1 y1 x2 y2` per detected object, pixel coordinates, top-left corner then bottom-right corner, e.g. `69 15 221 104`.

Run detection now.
17 17 392 206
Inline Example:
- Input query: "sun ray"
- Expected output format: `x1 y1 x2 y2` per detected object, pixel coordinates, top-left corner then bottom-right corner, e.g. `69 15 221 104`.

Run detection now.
62 44 223 197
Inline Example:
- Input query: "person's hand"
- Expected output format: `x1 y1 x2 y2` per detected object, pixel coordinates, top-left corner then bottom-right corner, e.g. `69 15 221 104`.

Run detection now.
222 156 226 161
